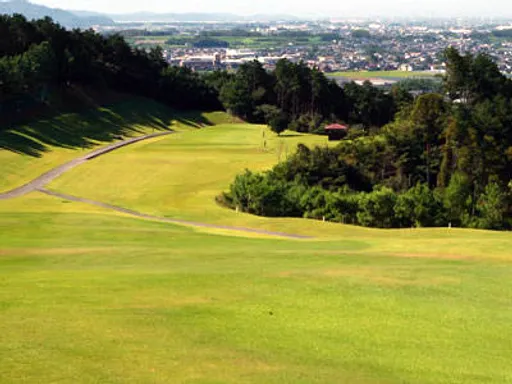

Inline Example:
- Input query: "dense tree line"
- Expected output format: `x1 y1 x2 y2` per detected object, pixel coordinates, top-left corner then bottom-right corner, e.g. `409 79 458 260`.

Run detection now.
491 29 512 38
210 59 398 134
1 14 401 134
165 36 230 48
0 14 220 124
351 29 371 39
115 29 178 38
192 38 229 48
394 78 443 94
222 48 512 230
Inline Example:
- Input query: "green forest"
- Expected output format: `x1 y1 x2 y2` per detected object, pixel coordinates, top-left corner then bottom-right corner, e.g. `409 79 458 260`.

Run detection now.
0 14 220 126
220 48 512 230
1 15 511 229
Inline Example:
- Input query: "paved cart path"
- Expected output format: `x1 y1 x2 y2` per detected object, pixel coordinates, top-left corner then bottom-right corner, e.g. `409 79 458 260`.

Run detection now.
0 132 173 200
37 188 310 239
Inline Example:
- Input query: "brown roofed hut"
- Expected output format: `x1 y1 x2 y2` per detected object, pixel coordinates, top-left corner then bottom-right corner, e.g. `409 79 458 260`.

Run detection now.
325 123 349 141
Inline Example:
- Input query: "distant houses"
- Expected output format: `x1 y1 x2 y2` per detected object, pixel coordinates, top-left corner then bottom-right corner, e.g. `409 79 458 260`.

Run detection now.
168 49 302 71
157 21 512 76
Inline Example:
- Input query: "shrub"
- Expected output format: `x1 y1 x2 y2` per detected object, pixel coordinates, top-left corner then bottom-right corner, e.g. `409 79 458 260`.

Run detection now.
357 187 398 228
395 184 445 227
443 172 472 226
227 170 300 217
475 182 507 230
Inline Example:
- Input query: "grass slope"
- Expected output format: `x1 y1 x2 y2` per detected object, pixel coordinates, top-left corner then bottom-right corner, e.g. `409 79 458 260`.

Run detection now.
48 123 348 236
0 97 233 193
45 123 510 247
0 208 511 383
1 109 512 383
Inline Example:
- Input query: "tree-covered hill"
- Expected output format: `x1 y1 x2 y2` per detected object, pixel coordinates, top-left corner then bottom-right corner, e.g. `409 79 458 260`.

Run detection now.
0 14 221 127
0 0 114 27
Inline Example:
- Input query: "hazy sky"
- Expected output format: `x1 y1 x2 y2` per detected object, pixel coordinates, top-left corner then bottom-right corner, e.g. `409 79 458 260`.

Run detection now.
31 0 512 18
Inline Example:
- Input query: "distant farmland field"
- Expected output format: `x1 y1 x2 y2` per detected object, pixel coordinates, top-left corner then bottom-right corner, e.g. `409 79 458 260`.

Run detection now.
329 70 439 79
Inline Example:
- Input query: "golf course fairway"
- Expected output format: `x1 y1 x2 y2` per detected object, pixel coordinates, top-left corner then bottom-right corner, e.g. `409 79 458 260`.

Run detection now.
1 103 511 383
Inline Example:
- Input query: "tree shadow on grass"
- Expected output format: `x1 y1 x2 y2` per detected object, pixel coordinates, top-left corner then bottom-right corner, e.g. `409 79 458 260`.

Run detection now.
0 98 215 157
0 131 47 157
171 110 213 128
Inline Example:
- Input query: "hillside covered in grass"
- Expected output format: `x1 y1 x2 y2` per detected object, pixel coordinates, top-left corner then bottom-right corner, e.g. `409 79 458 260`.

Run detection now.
1 13 512 384
0 95 233 192
1 118 512 383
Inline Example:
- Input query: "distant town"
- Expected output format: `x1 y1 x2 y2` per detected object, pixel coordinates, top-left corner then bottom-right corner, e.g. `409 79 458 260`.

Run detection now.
95 19 512 81
2 0 512 82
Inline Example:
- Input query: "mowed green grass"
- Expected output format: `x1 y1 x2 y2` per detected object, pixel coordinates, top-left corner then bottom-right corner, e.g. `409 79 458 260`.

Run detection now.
45 123 511 250
1 203 512 383
1 106 512 383
0 97 232 193
48 124 345 237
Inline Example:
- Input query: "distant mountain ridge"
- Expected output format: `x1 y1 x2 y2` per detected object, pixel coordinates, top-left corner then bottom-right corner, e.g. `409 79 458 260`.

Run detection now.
0 0 115 27
0 0 300 27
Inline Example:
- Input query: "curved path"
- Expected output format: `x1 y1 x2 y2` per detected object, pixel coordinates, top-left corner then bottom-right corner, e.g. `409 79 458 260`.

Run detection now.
0 132 173 200
38 188 310 239
1 131 310 239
